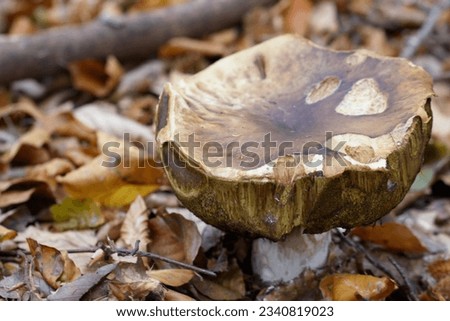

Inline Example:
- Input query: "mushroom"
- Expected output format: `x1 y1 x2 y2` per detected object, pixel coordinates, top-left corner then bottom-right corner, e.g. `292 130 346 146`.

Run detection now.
155 35 433 280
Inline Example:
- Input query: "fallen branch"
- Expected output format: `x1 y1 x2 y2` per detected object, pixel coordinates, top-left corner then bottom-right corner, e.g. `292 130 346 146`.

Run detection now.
0 0 276 85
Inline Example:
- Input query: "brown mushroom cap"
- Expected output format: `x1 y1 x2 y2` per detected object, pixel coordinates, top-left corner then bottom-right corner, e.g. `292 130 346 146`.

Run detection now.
155 35 433 240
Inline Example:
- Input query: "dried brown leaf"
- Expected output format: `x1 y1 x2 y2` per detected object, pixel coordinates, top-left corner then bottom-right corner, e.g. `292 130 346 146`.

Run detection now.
69 56 123 97
27 238 81 289
109 278 164 301
26 158 74 186
320 273 397 301
0 224 17 241
148 212 202 268
351 222 428 253
428 259 450 281
47 263 118 301
1 126 50 165
0 188 35 208
118 195 150 266
284 0 312 36
147 269 194 287
164 289 195 301
57 132 164 207
74 103 155 145
159 37 228 58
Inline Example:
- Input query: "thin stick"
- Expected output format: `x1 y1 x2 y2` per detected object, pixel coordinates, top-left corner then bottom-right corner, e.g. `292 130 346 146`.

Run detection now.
388 257 419 301
401 1 450 58
12 244 216 277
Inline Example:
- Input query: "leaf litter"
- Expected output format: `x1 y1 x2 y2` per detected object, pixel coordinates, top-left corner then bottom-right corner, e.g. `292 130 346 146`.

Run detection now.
1 0 450 301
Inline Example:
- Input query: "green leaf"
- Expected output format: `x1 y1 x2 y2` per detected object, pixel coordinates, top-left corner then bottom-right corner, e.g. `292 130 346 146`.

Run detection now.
50 198 104 231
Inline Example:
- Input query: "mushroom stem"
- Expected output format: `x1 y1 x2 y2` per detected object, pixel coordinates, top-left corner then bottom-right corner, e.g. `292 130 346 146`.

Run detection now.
252 228 332 283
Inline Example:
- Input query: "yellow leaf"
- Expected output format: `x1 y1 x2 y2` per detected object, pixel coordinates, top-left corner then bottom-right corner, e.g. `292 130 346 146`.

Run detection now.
58 132 164 207
50 197 104 231
320 273 397 301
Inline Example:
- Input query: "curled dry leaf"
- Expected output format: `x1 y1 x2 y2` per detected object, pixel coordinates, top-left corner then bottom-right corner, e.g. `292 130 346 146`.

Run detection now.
109 278 164 301
0 224 17 241
164 289 195 301
159 37 229 57
57 132 164 207
109 261 165 301
26 158 74 187
0 179 54 209
27 238 81 289
74 102 155 144
148 212 202 268
47 263 118 301
320 273 398 301
69 56 124 97
118 195 150 249
1 126 50 165
426 259 450 299
351 222 428 254
147 269 194 287
117 195 150 266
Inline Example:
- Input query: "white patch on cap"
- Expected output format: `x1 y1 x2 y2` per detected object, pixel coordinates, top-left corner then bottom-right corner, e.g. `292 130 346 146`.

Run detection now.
335 78 387 116
305 76 341 104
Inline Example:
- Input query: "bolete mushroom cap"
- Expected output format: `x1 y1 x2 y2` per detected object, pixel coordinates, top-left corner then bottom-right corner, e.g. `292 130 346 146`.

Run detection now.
155 34 433 240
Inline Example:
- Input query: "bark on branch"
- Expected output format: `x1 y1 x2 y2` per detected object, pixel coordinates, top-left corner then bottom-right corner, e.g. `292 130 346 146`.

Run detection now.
0 0 276 85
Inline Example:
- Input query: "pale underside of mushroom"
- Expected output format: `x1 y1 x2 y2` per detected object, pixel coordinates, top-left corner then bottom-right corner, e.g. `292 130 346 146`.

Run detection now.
156 34 434 240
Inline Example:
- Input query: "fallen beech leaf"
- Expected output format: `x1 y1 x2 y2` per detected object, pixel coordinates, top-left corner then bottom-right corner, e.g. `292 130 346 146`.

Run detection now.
50 197 104 231
74 103 155 144
109 279 164 301
109 261 165 300
164 289 195 301
431 276 450 301
284 0 312 36
118 195 150 250
147 269 194 287
0 270 28 300
428 259 450 281
351 222 428 253
159 37 228 57
26 158 74 187
0 188 35 208
148 212 201 268
0 179 54 210
27 238 81 289
69 56 124 97
57 132 164 207
320 273 397 301
47 263 118 301
1 126 50 165
0 225 17 241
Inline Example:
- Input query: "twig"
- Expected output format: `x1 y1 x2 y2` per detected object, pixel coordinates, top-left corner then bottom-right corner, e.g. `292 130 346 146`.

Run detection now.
401 1 450 58
10 243 216 277
388 257 419 301
0 0 276 85
336 230 395 279
336 230 419 301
